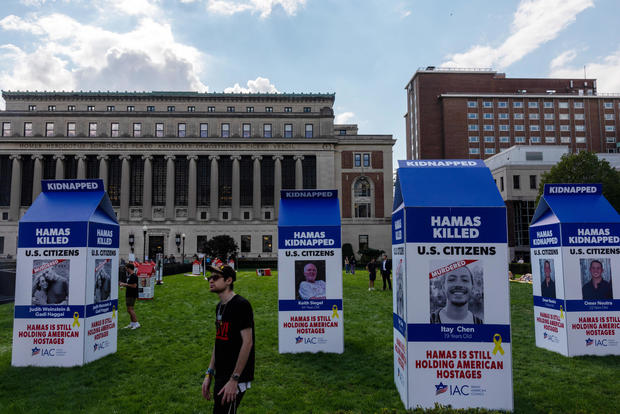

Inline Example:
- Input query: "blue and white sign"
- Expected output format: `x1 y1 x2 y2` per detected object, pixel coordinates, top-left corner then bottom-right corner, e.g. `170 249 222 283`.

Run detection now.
12 179 120 367
278 190 343 353
530 184 620 356
393 160 513 411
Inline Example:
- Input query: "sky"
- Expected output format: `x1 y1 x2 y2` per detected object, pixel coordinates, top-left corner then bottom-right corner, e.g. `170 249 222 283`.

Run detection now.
1 0 619 169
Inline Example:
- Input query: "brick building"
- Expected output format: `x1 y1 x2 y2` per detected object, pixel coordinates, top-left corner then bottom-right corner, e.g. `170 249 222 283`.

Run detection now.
0 91 394 258
405 67 619 160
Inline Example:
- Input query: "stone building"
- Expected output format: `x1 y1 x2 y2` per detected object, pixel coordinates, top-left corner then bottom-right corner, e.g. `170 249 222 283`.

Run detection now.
0 91 394 260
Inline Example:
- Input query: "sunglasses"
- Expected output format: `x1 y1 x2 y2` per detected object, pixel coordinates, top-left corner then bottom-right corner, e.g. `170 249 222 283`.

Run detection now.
207 274 223 282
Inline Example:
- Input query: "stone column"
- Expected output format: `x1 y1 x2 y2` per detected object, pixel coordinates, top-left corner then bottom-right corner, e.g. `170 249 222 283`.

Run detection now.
142 155 153 221
9 155 22 221
252 155 262 220
32 154 43 201
209 155 219 221
273 155 283 218
119 155 131 221
54 155 65 179
165 155 176 220
187 155 198 220
97 155 109 191
76 155 87 179
231 155 241 220
294 155 304 189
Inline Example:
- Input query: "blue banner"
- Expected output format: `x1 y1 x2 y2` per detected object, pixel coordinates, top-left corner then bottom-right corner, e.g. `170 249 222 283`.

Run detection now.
281 189 338 199
18 222 88 248
88 223 120 248
533 296 565 310
14 305 85 319
560 223 620 246
565 299 620 312
398 160 485 168
407 323 511 343
42 179 104 193
279 299 342 311
544 183 602 196
278 226 341 249
393 313 407 337
406 207 507 243
392 208 405 245
86 300 118 317
529 224 561 248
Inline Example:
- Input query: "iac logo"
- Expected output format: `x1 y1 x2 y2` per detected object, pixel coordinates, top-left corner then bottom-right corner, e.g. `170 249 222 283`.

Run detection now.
435 383 470 396
435 382 447 395
585 338 594 347
94 341 109 352
32 347 41 356
586 338 608 347
295 336 303 344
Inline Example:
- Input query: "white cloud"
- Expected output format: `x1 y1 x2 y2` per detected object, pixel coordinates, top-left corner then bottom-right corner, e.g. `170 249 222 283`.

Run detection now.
101 0 163 17
442 0 593 69
550 49 578 70
335 111 355 124
549 48 620 93
224 77 278 93
0 14 209 92
207 0 306 18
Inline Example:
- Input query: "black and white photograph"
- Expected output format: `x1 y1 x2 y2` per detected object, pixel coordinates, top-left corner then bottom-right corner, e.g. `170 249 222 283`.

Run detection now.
539 258 557 299
295 260 326 300
31 259 71 305
94 259 112 303
429 260 484 324
580 258 613 300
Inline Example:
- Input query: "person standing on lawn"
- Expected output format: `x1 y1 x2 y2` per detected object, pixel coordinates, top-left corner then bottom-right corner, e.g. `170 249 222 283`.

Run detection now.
202 264 255 414
367 257 377 291
380 254 392 291
120 263 140 329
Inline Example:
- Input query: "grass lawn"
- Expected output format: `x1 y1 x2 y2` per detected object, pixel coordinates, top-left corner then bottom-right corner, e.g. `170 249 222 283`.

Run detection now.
1 271 619 413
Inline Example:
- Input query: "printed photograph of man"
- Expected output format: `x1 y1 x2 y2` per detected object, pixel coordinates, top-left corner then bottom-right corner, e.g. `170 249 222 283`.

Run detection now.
540 259 556 299
395 259 404 319
94 259 112 303
581 259 613 300
295 260 326 300
430 262 483 324
31 260 70 305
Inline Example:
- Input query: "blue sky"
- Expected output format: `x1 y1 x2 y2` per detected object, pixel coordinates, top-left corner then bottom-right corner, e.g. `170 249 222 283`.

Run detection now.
1 0 619 168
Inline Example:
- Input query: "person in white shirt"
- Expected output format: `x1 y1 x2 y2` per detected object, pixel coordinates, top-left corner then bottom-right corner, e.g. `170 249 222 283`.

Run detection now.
298 263 326 300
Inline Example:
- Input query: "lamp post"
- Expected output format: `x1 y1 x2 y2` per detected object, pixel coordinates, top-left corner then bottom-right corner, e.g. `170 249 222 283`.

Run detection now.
175 234 181 253
142 225 148 262
128 234 135 254
182 233 186 263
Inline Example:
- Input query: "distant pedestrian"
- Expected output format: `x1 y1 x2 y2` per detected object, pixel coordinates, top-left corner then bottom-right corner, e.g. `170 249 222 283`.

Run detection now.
344 257 350 274
350 256 356 275
380 254 392 291
367 257 377 291
120 263 140 329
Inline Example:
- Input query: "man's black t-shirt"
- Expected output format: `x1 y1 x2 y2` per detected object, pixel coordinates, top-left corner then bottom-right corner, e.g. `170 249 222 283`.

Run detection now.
126 272 139 298
214 294 255 385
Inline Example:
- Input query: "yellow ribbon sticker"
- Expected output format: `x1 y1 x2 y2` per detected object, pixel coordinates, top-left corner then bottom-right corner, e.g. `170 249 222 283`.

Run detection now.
560 305 564 319
492 333 504 355
72 311 80 328
112 305 116 319
332 305 339 319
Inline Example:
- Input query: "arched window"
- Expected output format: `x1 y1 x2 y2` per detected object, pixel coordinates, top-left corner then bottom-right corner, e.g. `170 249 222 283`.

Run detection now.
353 177 372 218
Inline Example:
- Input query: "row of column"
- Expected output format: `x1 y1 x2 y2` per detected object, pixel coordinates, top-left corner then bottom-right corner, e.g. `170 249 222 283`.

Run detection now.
8 154 306 222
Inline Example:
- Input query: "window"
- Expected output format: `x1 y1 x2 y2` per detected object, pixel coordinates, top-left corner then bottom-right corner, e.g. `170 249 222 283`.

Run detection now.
89 122 97 137
29 105 36 111
544 113 554 120
263 124 272 138
265 106 273 112
187 106 195 112
147 106 155 112
246 106 254 112
305 124 313 138
514 125 525 131
127 106 135 112
543 124 555 132
576 136 586 143
156 123 164 137
530 125 540 132
499 136 510 143
362 153 370 167
111 122 119 137
208 106 215 112
262 235 272 252
574 113 585 120
243 123 251 138
68 105 76 111
178 123 186 137
498 101 507 108
499 113 508 119
243 211 250 220
483 101 492 108
575 125 585 131
544 102 553 108
284 107 292 112
484 148 495 155
604 102 613 109
513 101 523 108
167 106 175 112
200 123 208 138
241 235 251 252
483 113 493 119
339 130 346 135
605 126 616 132
606 137 616 143
530 136 541 143
2 122 10 137
284 124 293 138
107 105 115 111
222 212 229 220
529 113 539 120
468 124 479 131
86 105 94 111
499 125 509 131
483 136 495 143
467 113 478 119
513 175 520 189
559 113 569 120
561 136 571 143
133 123 141 137
558 102 569 109
483 124 494 131
48 105 56 111
264 211 271 220
469 148 480 154
515 136 526 143
46 122 54 137
221 123 230 137
514 113 524 119
354 153 361 167
528 101 538 108
574 101 584 109
468 136 479 143
560 125 570 131
605 114 615 120
467 101 477 108
24 122 33 137
226 106 235 113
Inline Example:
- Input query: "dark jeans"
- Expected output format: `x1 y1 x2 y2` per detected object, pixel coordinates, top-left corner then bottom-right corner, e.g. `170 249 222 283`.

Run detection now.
213 382 246 414
381 272 392 290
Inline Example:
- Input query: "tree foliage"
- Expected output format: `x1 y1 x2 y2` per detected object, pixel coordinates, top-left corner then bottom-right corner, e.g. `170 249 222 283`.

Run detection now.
358 247 385 266
537 151 620 212
202 235 239 260
342 243 355 261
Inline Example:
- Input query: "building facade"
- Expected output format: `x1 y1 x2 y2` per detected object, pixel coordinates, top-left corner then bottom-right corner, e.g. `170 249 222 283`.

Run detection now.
405 67 620 160
0 91 394 259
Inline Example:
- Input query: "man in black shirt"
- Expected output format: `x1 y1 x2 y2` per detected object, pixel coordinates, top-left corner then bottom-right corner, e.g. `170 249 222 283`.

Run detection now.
380 254 392 291
582 260 613 300
540 260 556 299
120 263 140 330
202 264 255 414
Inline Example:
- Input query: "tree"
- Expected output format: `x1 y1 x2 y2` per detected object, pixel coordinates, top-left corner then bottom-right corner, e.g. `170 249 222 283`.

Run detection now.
358 247 385 266
202 235 239 260
342 243 355 261
537 151 620 212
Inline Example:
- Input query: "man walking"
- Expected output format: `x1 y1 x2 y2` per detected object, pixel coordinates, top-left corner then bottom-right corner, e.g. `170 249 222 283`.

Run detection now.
120 263 140 329
380 254 392 291
202 264 255 413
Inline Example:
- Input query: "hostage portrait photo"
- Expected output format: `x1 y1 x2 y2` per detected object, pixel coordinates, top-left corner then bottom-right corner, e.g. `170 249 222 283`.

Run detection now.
295 260 326 300
31 259 71 305
580 258 613 300
539 258 557 299
94 259 112 303
395 258 405 319
429 260 484 324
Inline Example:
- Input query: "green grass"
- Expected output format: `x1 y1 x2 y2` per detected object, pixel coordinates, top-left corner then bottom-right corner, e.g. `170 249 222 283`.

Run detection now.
0 271 619 413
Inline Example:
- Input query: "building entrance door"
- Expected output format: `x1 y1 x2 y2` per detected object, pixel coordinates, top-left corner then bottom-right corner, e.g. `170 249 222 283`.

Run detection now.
149 236 164 261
